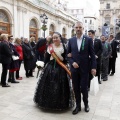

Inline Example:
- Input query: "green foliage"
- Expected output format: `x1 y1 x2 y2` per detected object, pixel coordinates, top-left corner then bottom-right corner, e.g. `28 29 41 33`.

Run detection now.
41 25 47 31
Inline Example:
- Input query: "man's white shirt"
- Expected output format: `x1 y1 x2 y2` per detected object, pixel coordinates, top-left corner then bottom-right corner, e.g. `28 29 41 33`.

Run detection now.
77 34 83 51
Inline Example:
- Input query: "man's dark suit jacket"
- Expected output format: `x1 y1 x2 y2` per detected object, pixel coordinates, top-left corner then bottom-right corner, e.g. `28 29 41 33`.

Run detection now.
94 39 103 63
67 35 96 74
0 42 12 64
111 39 119 58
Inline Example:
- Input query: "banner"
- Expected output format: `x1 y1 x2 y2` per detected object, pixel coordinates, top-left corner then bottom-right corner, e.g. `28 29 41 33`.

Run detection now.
102 26 110 37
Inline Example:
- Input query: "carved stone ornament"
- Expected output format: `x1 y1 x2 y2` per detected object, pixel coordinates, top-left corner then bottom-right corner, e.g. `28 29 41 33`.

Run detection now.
58 20 61 24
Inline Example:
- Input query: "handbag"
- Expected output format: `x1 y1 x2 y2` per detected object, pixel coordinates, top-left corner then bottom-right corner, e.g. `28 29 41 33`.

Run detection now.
90 76 99 96
12 55 19 60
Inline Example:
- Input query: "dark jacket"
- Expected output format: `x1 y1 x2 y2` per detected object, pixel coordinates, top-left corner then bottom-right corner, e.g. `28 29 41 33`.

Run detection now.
30 41 36 53
0 42 12 64
110 39 119 58
35 38 47 53
22 42 36 70
94 39 103 59
67 35 96 73
9 42 19 72
102 42 112 59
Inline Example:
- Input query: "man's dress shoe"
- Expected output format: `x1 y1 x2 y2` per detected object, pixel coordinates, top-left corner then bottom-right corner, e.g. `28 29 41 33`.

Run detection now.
72 107 81 115
110 73 114 76
98 81 102 84
85 105 90 112
11 81 19 83
2 84 10 87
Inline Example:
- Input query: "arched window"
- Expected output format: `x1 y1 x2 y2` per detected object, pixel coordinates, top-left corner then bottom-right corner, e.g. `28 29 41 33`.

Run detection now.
29 19 38 41
105 15 111 25
71 29 75 37
0 10 9 23
49 24 55 36
30 19 37 28
0 10 10 34
62 28 66 38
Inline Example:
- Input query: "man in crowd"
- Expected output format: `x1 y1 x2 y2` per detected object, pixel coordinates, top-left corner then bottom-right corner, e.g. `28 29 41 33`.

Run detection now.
108 34 119 76
88 30 103 85
101 35 112 81
0 34 13 87
67 22 96 115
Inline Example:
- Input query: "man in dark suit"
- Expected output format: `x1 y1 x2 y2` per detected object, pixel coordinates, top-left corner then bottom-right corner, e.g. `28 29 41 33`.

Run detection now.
0 35 12 87
108 34 119 76
88 30 103 84
67 22 96 115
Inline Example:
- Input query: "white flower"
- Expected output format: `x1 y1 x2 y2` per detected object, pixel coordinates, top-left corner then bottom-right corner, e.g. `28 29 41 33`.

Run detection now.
36 61 44 67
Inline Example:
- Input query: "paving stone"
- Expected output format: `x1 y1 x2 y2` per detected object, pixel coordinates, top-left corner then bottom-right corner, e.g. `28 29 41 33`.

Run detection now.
0 53 120 120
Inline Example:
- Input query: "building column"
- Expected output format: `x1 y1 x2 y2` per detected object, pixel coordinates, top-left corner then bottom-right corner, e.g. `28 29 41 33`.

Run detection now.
22 8 29 38
13 0 18 37
17 6 24 38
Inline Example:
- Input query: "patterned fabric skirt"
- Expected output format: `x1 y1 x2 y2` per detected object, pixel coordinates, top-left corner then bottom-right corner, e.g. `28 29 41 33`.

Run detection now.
34 60 70 110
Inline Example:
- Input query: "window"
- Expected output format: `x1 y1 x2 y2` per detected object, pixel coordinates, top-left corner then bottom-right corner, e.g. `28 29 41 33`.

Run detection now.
90 20 92 24
85 20 87 23
0 26 7 31
105 17 111 25
0 10 9 23
106 3 110 9
77 9 79 13
71 10 74 13
30 19 37 28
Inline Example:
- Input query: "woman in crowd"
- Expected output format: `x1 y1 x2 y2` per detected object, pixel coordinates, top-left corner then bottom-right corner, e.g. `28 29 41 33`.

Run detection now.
8 37 19 83
0 34 12 87
34 32 70 110
22 38 36 78
14 38 23 80
30 37 36 50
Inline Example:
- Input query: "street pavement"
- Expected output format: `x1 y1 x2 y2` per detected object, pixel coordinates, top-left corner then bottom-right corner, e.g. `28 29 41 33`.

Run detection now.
0 53 120 120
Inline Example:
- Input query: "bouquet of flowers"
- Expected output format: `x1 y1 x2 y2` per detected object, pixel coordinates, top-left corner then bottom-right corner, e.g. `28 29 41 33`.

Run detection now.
36 61 44 78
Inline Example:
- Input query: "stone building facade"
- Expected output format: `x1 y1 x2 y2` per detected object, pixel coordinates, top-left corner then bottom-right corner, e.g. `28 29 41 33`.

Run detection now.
0 0 78 40
84 16 100 37
68 1 100 37
99 0 120 38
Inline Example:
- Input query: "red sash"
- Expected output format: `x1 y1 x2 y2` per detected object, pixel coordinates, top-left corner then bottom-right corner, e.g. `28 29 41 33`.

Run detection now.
48 44 71 78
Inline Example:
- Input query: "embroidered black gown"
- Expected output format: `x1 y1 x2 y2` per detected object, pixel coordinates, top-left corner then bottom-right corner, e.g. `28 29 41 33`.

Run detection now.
34 44 70 110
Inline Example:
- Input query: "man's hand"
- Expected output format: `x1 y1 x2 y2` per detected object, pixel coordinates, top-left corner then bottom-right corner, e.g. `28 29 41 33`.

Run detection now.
67 53 72 57
91 69 96 76
72 62 79 68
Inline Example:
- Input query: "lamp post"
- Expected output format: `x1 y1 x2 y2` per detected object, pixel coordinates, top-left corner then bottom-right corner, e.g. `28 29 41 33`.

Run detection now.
40 13 48 38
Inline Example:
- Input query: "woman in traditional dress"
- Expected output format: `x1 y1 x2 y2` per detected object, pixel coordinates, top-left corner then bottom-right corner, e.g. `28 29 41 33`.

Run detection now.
34 32 70 110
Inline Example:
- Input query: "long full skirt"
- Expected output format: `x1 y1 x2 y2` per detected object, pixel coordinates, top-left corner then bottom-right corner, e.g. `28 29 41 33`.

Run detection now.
34 60 70 110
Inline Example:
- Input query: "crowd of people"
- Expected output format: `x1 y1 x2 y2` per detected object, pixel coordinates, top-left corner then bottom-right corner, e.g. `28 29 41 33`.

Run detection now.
0 33 51 87
0 21 120 115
